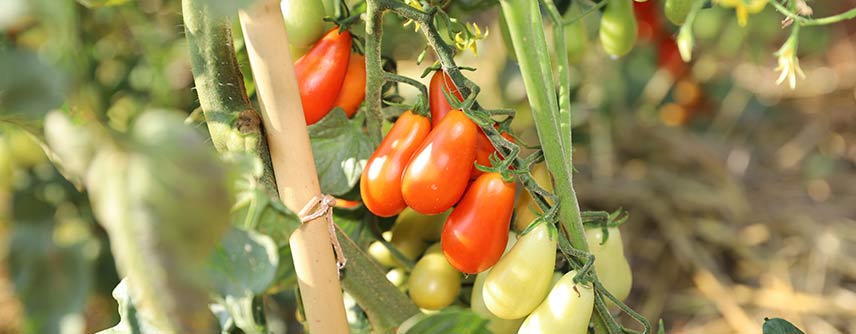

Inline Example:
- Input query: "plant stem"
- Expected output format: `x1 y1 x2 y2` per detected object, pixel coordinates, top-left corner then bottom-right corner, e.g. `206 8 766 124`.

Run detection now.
542 0 573 168
364 0 386 144
499 0 588 251
182 0 276 193
770 0 856 26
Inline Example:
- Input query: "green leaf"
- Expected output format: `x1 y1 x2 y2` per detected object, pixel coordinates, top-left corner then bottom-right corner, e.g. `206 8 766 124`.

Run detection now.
207 228 278 334
96 280 167 334
308 109 373 196
0 49 66 124
762 318 805 334
397 308 490 334
209 227 278 297
226 153 301 291
10 223 96 334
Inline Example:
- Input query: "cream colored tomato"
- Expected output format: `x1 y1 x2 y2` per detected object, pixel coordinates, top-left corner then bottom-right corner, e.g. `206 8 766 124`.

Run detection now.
483 223 557 319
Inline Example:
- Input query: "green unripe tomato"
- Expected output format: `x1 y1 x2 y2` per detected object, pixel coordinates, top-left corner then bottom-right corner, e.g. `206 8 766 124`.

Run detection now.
585 227 633 302
281 0 329 58
599 0 638 57
517 271 595 334
665 0 694 25
407 243 461 310
483 223 557 319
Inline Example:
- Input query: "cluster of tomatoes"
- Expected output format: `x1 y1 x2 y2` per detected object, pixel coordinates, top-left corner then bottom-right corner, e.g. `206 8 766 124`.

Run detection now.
360 73 634 333
360 69 514 270
294 28 366 125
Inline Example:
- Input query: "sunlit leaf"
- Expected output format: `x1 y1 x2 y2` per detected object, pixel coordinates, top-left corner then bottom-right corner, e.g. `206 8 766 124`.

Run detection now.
397 307 490 334
762 317 805 334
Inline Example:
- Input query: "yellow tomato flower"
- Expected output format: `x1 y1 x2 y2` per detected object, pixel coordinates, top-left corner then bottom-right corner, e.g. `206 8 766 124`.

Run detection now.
715 0 768 26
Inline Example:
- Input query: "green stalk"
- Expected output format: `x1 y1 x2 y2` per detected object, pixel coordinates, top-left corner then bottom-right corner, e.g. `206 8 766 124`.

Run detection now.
542 0 573 168
770 1 856 26
364 0 386 144
499 0 588 251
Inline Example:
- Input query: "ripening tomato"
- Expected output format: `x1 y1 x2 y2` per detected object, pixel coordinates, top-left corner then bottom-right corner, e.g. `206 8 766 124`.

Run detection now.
333 54 366 117
600 0 638 57
408 243 461 310
483 223 557 319
441 172 515 274
517 270 595 334
633 0 662 43
470 234 523 334
428 70 464 128
471 130 514 179
513 163 553 232
294 28 352 125
401 109 477 215
657 37 687 79
665 0 694 25
361 111 431 217
585 227 633 302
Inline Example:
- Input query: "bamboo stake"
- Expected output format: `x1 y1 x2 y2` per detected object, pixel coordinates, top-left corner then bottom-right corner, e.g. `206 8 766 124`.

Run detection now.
238 1 348 333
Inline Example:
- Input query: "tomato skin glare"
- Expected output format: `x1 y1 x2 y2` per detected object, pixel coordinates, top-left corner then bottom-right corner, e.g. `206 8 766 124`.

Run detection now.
401 109 477 215
360 111 431 217
440 172 515 274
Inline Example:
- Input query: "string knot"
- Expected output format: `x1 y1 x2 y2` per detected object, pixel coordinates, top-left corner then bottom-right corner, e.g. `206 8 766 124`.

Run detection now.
298 194 347 275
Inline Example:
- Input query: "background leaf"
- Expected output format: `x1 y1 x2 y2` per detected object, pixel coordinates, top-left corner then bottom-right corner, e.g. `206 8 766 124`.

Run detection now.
0 49 67 126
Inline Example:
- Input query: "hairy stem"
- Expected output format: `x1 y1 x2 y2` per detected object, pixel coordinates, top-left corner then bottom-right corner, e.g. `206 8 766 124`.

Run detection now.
182 0 276 192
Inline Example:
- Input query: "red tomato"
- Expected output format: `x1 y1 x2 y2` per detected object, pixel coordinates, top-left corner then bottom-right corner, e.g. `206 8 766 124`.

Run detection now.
634 0 662 43
294 29 352 125
441 172 515 274
361 111 431 217
401 109 477 215
333 54 366 117
658 37 687 79
471 130 514 178
429 70 464 128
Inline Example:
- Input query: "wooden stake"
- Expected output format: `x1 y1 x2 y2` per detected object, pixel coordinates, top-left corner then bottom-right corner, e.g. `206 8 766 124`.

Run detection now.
238 1 348 333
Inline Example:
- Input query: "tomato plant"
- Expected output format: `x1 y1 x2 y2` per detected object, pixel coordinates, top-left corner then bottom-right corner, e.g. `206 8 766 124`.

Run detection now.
8 0 848 332
441 172 515 274
401 109 478 215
